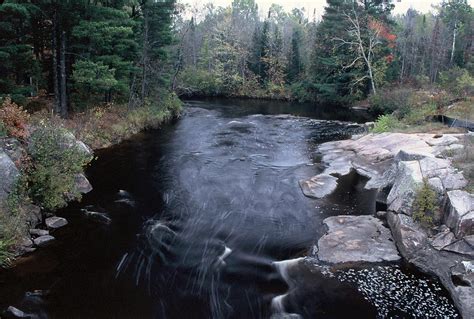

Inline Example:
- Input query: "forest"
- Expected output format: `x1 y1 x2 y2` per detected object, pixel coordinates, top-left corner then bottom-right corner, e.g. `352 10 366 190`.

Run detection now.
175 0 473 106
0 1 473 316
0 0 472 113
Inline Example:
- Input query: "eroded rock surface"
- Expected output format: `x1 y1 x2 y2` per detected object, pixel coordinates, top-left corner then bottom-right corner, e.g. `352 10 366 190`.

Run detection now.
445 190 474 238
316 215 400 264
299 174 338 199
387 161 424 215
308 133 473 318
313 133 466 192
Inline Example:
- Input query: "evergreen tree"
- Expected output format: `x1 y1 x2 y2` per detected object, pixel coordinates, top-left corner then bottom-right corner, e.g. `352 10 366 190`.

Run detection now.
0 2 38 103
287 28 303 82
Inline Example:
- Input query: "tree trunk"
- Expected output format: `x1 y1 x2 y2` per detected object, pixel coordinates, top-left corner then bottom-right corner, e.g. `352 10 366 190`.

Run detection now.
450 22 457 64
141 5 149 102
367 61 376 95
59 30 68 118
52 9 60 115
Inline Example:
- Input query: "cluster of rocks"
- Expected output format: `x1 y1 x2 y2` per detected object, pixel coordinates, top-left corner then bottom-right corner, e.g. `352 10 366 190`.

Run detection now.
18 216 69 254
0 132 93 259
304 133 473 318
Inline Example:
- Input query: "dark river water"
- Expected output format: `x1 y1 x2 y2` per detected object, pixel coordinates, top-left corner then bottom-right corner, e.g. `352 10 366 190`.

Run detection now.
0 99 458 318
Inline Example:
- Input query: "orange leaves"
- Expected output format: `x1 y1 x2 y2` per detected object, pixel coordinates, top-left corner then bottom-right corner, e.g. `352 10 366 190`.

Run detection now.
0 97 30 139
369 18 397 46
369 18 397 63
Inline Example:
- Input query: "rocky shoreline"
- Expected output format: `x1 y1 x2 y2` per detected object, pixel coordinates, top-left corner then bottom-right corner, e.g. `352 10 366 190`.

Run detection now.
0 133 93 261
302 132 473 318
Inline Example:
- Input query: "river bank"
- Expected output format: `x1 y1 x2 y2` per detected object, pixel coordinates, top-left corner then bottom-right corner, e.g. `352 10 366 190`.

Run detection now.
0 96 182 268
0 99 467 318
300 132 474 318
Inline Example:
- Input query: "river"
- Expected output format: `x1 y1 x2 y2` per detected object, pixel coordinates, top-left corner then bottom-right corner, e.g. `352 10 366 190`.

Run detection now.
0 99 458 318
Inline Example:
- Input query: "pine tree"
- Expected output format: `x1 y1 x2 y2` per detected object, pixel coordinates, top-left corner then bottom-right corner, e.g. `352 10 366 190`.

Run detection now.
287 28 303 82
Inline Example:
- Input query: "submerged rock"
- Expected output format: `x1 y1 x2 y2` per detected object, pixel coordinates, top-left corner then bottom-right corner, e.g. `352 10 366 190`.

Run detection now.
316 215 400 264
299 174 338 199
4 306 30 318
83 210 112 225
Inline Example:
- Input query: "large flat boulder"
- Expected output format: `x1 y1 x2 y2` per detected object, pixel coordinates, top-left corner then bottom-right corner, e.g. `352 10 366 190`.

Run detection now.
299 174 338 199
445 190 474 238
387 161 424 215
316 215 400 264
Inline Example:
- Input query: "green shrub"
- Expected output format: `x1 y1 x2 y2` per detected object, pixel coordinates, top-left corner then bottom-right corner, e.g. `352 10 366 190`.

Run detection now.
0 238 14 268
290 82 312 102
413 181 438 227
28 123 91 210
161 91 182 117
368 88 415 116
177 68 223 96
371 114 401 133
439 67 474 98
0 173 30 268
402 103 437 125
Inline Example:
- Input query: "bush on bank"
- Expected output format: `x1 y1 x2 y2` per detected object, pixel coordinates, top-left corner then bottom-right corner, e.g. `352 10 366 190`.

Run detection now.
0 92 182 266
28 123 92 210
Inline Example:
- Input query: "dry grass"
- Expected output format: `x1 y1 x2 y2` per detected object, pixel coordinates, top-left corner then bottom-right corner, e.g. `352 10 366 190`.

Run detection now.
29 96 182 150
452 135 474 193
393 122 466 134
445 98 474 122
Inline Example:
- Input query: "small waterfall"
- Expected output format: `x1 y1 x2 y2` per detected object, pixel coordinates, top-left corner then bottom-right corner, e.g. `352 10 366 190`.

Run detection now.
270 258 304 318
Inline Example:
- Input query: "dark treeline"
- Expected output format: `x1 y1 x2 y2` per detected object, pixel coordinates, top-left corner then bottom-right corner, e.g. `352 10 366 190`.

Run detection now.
175 0 473 105
0 0 472 112
0 0 177 116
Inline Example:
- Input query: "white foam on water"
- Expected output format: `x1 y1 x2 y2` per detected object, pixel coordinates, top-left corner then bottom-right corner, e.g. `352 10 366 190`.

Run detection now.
272 257 304 286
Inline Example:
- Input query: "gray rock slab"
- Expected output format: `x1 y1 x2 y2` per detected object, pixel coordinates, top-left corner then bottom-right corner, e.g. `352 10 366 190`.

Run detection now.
445 190 474 238
33 235 55 247
0 149 19 202
387 161 424 215
299 174 338 199
317 215 400 264
45 216 68 229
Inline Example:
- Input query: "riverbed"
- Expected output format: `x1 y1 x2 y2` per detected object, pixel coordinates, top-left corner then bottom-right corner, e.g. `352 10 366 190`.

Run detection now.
0 99 459 318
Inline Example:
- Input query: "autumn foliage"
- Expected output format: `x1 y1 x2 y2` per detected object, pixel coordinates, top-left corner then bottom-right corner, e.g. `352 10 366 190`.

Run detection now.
0 97 30 139
369 18 396 64
369 18 397 46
